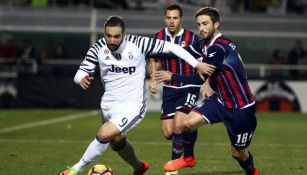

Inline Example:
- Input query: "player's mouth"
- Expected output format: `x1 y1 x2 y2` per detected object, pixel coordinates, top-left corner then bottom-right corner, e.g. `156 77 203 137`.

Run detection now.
200 31 207 37
107 44 118 51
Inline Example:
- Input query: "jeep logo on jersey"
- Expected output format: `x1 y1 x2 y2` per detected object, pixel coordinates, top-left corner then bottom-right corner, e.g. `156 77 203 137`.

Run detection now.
108 65 136 74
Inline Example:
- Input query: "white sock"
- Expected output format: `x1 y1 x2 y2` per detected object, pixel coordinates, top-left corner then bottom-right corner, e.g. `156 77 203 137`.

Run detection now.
72 138 109 172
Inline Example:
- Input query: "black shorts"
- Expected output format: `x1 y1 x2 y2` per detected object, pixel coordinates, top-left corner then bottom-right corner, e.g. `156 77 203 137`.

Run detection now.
160 86 200 120
193 95 257 149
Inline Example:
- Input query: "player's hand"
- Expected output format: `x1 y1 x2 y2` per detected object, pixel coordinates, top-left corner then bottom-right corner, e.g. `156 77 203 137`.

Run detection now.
148 78 157 95
195 62 215 76
80 75 94 90
152 70 172 83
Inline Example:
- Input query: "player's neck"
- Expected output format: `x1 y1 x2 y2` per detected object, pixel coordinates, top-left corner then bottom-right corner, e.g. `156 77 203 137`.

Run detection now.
167 27 183 37
209 30 221 43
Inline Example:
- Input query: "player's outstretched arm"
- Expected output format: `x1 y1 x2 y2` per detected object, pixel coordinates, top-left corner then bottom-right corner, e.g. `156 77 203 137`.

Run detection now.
152 70 204 85
162 42 216 75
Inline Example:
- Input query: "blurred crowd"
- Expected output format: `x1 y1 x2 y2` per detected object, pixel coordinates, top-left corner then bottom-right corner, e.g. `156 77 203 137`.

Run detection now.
0 0 306 15
0 37 67 63
1 35 306 79
267 40 307 80
0 36 68 74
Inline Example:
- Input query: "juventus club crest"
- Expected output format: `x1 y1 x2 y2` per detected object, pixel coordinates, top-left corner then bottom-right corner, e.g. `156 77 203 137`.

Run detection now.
128 50 134 60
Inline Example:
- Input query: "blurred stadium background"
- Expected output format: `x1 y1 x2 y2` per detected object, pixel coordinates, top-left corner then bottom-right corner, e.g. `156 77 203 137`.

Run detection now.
0 0 307 174
1 0 307 111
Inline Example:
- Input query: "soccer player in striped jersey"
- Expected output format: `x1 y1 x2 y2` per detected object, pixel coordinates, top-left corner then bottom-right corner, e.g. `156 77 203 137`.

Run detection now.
148 5 203 175
58 16 215 175
162 7 260 175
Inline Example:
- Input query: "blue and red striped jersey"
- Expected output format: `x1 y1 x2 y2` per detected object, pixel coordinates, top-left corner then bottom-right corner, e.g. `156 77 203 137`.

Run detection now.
188 33 255 109
153 28 199 87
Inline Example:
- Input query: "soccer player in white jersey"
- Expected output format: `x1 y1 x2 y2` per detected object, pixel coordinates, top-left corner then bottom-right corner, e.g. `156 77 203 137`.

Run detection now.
58 15 215 175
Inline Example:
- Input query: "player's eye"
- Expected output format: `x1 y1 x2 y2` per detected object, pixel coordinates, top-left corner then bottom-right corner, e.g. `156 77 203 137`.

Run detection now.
115 35 121 38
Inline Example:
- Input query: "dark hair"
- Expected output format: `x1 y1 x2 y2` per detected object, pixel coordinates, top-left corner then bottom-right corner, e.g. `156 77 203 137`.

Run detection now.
195 7 220 23
104 15 125 33
164 4 183 17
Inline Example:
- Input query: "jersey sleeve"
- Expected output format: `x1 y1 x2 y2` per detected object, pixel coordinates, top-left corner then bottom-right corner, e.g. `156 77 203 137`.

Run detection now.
171 74 204 85
192 34 200 44
145 38 199 67
184 40 203 60
205 44 226 69
73 41 100 84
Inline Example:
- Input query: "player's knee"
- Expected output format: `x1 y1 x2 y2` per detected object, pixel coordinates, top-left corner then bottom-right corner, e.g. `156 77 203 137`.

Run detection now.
182 119 193 132
230 145 249 161
110 135 127 151
162 129 173 140
96 133 109 143
173 122 182 133
230 145 240 160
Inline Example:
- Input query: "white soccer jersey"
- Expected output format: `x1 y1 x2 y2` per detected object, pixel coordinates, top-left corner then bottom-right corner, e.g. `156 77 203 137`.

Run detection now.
74 34 199 109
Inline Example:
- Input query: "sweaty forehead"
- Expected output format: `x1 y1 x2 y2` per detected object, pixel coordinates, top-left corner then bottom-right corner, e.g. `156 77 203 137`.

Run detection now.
105 26 123 35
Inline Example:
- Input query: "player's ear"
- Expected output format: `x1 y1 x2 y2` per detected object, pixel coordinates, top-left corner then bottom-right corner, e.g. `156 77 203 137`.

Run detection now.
214 21 220 30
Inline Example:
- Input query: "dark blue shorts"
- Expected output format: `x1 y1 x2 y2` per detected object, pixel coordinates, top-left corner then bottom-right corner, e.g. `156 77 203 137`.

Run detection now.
161 86 200 120
193 95 257 149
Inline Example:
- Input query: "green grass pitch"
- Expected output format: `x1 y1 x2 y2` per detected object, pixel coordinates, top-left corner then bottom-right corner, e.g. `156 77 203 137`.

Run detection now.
0 109 306 175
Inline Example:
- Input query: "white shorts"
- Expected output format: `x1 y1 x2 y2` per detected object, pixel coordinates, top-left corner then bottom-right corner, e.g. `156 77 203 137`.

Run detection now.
101 101 147 134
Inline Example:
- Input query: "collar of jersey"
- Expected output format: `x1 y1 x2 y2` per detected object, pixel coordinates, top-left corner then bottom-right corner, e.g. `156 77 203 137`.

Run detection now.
114 35 127 54
208 32 222 47
165 27 184 38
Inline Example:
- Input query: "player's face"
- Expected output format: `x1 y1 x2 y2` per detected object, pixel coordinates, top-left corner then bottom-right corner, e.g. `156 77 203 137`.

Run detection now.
105 26 124 51
164 10 183 36
196 15 218 41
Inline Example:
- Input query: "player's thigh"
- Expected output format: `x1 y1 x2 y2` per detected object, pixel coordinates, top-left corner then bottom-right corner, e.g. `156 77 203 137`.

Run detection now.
224 105 257 149
107 103 147 134
173 111 187 133
97 121 121 141
160 94 176 120
182 111 207 132
192 95 223 125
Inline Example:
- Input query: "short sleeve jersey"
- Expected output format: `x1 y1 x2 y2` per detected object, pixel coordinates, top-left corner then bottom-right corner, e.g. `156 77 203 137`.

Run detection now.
77 34 170 107
187 33 255 109
153 28 200 87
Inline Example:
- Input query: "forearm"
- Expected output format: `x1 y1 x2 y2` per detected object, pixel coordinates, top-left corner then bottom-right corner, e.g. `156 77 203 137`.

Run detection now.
74 69 89 84
149 58 159 74
163 42 199 68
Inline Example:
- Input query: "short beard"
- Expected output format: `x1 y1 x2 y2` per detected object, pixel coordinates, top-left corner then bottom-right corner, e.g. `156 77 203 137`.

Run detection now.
202 27 215 45
107 44 119 51
203 32 214 45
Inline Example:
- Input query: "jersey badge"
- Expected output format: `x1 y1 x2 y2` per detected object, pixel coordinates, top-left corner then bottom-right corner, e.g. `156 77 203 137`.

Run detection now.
208 52 216 58
181 41 187 47
202 45 207 56
128 50 134 60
